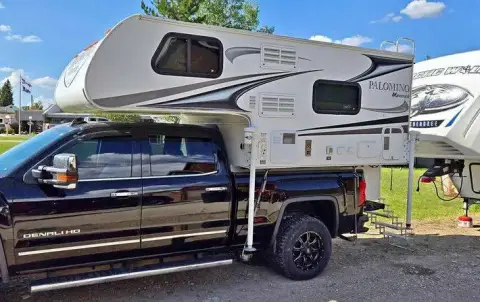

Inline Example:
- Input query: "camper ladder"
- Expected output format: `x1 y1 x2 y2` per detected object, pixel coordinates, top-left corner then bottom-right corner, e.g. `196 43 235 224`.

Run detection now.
380 37 416 54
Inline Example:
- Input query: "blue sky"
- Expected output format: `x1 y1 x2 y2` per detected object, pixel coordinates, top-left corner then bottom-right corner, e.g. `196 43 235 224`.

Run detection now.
1 0 479 108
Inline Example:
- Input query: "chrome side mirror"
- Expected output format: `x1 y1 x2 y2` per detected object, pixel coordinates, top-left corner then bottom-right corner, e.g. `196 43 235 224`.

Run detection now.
32 153 78 190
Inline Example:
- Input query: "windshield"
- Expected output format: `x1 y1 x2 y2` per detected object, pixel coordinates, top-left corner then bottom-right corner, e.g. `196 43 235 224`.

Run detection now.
0 124 78 177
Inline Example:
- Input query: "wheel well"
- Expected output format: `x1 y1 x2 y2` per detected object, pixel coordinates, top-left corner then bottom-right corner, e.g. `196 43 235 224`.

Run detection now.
283 200 337 237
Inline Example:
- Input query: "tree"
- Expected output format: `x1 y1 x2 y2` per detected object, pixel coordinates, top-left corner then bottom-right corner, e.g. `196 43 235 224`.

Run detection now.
100 112 142 123
141 0 273 33
257 25 275 34
31 101 43 110
0 80 14 107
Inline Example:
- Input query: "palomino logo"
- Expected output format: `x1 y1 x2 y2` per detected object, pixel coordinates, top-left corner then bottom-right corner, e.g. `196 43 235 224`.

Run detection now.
23 229 81 239
369 81 411 98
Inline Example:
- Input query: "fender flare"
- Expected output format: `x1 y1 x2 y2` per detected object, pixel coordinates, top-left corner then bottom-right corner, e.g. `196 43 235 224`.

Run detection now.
269 196 340 249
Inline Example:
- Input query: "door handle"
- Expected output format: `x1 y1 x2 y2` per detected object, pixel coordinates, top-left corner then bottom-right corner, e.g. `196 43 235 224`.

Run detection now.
111 191 140 198
205 187 227 192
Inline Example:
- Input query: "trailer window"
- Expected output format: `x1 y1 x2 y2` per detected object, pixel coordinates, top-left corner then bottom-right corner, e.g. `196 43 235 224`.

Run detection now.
312 80 361 115
148 135 217 177
152 33 223 78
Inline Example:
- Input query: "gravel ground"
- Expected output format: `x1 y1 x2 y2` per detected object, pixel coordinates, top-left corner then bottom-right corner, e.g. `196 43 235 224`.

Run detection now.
2 218 480 302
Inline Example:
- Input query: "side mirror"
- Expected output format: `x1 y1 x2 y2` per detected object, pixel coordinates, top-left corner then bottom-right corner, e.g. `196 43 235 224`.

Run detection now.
32 153 78 190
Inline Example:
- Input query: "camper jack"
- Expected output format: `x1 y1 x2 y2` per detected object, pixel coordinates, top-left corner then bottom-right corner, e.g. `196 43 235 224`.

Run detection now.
0 14 416 293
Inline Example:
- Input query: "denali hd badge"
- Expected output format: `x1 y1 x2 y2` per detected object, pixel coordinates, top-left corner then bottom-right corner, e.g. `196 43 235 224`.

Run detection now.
23 229 81 238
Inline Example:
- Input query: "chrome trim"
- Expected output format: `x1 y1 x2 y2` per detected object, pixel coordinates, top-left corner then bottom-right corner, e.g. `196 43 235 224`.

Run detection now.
141 170 218 179
142 230 227 242
30 259 233 293
79 177 141 182
205 186 228 192
78 171 218 182
111 191 140 197
18 239 140 256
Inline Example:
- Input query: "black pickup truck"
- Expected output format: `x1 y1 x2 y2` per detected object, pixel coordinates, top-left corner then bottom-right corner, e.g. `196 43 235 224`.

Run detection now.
0 120 368 293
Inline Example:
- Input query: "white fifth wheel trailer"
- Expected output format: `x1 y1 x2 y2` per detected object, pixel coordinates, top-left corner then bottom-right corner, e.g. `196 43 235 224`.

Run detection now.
411 50 480 218
54 14 416 258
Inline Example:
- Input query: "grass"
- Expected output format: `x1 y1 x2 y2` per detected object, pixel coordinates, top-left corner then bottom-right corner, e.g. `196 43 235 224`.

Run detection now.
381 168 479 221
0 137 478 220
0 135 31 154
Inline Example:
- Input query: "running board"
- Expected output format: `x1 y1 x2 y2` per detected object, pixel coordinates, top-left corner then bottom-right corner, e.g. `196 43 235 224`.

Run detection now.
30 257 233 293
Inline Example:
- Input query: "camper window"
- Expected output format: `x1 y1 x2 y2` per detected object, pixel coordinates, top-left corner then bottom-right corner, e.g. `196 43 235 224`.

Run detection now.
152 33 223 78
312 80 361 115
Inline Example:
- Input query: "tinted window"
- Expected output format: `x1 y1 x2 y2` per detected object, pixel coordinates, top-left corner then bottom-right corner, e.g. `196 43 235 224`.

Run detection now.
312 80 361 115
152 33 222 78
148 135 216 176
63 138 133 180
0 124 78 177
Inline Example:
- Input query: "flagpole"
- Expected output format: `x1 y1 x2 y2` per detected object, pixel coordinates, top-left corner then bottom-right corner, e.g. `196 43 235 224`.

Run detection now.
19 74 21 134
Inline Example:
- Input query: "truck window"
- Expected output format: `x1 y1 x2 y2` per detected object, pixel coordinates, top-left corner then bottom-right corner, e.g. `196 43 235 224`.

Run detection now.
312 80 361 115
148 135 217 176
152 33 223 78
62 138 133 180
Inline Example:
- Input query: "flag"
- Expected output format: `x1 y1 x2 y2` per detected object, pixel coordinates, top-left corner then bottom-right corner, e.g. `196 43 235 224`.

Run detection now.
21 77 32 88
22 86 31 94
20 76 32 94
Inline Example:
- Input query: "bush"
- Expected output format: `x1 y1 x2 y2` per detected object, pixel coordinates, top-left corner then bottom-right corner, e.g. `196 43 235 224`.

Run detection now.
0 127 15 134
98 112 141 123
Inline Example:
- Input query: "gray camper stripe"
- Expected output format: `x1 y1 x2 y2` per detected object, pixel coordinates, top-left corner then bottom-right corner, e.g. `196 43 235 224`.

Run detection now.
299 124 409 137
298 127 384 136
363 100 409 113
93 72 283 108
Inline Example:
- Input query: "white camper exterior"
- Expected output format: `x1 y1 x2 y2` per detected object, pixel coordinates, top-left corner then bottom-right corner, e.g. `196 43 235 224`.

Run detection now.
55 14 415 172
411 50 480 201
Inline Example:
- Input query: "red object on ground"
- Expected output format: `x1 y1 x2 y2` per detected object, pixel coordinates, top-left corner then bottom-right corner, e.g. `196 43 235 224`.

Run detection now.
458 215 473 222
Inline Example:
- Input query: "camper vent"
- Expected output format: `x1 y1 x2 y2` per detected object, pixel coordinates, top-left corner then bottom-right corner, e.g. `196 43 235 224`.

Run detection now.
261 45 297 70
259 94 295 118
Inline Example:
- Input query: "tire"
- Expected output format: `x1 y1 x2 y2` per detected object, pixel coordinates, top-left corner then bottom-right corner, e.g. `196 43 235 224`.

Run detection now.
272 215 332 280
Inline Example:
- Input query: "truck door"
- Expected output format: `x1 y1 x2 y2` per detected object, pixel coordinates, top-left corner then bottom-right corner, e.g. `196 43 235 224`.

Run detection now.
11 135 142 266
140 130 232 253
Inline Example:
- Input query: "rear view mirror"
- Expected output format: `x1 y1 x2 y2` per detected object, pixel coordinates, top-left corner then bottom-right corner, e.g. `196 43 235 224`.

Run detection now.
32 153 78 190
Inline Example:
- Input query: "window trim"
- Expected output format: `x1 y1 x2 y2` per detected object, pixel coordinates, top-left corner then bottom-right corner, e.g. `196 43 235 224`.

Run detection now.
151 32 224 79
312 79 362 115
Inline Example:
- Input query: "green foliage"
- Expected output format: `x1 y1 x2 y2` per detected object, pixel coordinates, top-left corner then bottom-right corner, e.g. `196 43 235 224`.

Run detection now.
0 80 14 107
257 25 275 34
0 127 16 135
100 112 142 123
141 0 273 33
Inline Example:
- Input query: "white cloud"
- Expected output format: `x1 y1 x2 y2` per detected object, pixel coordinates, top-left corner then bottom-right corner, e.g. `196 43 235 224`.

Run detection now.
1 70 57 90
385 44 414 54
0 2 4 9
36 95 55 106
338 35 373 46
310 35 333 43
310 34 373 47
401 0 446 19
0 67 15 73
5 34 42 43
0 24 11 32
370 12 403 24
32 76 58 89
392 16 403 22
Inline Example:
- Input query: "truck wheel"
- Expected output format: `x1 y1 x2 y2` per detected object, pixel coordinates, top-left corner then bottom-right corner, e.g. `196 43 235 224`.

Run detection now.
273 215 332 280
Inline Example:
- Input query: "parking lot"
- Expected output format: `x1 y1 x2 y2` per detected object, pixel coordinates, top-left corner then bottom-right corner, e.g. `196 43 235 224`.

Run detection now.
2 218 479 302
